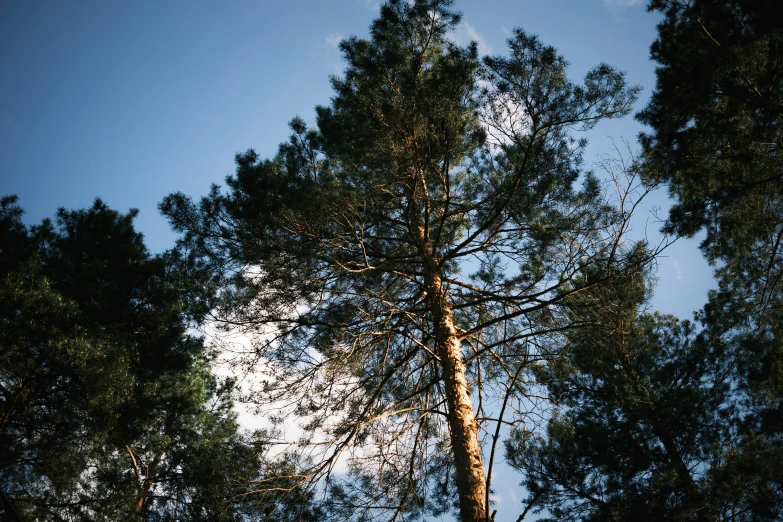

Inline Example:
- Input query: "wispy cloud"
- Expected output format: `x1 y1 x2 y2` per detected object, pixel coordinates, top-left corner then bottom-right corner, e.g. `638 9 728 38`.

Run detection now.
603 0 644 20
603 0 643 8
671 259 685 280
451 22 492 56
325 32 343 50
319 33 346 74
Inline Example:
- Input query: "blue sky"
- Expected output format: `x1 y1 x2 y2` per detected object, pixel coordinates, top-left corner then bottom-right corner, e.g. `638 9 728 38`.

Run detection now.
1 1 714 517
1 0 713 318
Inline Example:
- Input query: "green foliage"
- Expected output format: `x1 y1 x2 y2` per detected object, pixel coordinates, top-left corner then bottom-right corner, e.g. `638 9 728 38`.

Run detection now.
634 2 783 518
638 0 783 403
507 264 782 521
162 1 642 519
0 196 315 521
638 0 783 248
0 256 132 500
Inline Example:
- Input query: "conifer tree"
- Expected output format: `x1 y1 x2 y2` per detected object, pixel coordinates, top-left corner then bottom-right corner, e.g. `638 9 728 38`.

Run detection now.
638 0 783 412
0 197 317 521
638 1 783 512
163 1 643 520
506 2 783 520
507 262 781 521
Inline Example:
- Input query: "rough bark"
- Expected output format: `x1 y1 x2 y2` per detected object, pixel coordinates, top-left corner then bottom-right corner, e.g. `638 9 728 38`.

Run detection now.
433 298 487 522
421 226 487 522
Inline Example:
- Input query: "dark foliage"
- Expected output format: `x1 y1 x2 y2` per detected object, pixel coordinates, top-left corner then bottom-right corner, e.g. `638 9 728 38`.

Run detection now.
0 196 321 521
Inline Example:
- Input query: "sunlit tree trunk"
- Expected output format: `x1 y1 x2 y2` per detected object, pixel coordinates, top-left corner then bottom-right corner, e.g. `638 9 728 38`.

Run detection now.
421 225 487 522
432 290 487 522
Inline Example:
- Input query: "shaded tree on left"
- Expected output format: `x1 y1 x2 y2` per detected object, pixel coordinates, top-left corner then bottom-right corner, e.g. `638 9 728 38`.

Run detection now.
0 195 321 521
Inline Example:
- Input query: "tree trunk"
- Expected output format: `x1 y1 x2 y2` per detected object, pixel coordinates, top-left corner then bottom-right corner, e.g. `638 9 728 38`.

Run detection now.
427 269 487 522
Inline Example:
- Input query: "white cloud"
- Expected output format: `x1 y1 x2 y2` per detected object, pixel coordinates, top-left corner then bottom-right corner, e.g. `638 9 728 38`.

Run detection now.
602 0 644 22
451 22 492 56
363 0 382 11
319 33 346 74
325 32 343 49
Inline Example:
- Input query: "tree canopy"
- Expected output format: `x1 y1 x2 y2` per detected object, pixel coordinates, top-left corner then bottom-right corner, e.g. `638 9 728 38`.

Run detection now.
639 1 783 515
508 264 781 521
6 1 783 521
637 0 783 414
0 196 322 521
162 1 645 520
499 1 783 520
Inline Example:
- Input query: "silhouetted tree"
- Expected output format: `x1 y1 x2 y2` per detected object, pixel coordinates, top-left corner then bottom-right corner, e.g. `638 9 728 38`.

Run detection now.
0 196 319 521
507 260 781 521
638 1 783 515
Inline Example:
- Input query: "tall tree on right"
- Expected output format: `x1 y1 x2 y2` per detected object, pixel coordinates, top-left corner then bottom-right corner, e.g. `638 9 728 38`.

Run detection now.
636 0 783 516
506 2 783 519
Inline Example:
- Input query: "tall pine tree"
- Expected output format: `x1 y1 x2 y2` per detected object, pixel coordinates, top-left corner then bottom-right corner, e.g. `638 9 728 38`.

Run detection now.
162 1 644 520
505 2 783 520
638 1 783 514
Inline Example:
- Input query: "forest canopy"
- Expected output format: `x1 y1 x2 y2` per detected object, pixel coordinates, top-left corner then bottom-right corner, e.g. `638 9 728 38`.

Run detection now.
2 1 782 521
